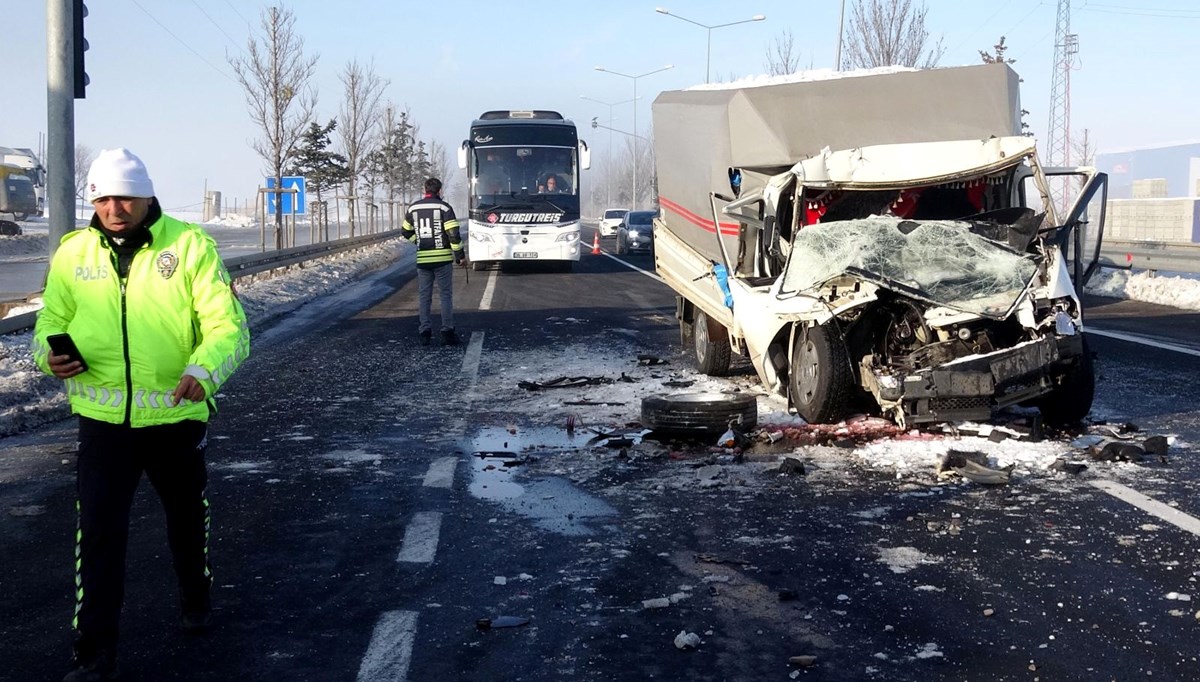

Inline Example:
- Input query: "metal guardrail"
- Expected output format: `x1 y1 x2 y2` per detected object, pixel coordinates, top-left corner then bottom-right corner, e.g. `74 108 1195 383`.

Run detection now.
0 229 403 336
1098 239 1200 275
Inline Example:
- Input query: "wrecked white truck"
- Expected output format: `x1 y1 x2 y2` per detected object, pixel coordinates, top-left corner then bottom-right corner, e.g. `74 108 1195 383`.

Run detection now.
651 64 1107 428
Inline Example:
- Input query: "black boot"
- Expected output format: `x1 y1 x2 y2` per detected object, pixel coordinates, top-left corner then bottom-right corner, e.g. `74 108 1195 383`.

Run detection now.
180 592 212 634
63 649 118 682
418 329 432 346
441 329 460 346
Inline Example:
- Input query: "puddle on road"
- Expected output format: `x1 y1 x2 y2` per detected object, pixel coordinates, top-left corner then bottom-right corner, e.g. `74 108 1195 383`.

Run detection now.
469 425 617 536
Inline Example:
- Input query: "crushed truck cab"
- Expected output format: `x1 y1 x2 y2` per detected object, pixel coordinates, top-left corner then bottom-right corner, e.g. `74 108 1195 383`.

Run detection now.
652 65 1106 427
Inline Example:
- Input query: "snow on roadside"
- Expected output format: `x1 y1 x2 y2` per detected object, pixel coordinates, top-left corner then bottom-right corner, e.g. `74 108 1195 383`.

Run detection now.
0 241 405 438
1085 268 1200 311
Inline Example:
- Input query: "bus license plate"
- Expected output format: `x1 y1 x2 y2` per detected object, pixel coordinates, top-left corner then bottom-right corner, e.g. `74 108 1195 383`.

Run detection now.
512 252 537 259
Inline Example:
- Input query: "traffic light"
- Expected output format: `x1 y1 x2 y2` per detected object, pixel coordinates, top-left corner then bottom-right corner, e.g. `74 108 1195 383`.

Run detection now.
73 0 88 98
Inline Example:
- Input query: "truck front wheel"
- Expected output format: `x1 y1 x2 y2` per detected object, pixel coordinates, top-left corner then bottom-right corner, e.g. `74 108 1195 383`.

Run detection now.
691 309 732 376
1036 337 1096 426
789 323 854 424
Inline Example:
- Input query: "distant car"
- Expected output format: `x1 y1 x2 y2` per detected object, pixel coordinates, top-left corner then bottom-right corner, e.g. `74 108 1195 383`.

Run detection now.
616 210 656 254
598 208 628 238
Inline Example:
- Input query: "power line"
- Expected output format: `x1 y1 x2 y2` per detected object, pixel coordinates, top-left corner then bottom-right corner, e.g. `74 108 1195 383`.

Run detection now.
1079 5 1200 18
187 0 244 52
222 0 253 28
127 0 238 83
945 2 1020 57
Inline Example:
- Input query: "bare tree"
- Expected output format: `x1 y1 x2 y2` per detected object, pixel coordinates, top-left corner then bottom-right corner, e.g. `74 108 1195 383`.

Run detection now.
337 59 387 237
844 0 944 69
74 144 95 203
228 6 319 249
764 29 805 76
1073 128 1096 168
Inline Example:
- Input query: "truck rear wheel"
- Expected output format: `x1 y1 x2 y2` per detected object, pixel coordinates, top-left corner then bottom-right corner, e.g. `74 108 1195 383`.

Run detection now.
789 323 854 424
691 309 732 377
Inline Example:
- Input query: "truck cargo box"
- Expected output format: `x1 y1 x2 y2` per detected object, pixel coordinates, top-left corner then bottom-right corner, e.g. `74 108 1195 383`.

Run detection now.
652 64 1022 264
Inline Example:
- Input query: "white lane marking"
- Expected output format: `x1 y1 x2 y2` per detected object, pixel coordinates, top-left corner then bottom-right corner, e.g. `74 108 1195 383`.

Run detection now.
396 511 442 564
1086 327 1200 357
602 251 664 282
357 610 418 682
1090 479 1200 536
480 268 498 310
461 331 484 378
423 457 457 489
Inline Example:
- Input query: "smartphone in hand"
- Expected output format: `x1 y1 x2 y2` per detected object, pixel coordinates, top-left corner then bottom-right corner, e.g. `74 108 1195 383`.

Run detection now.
47 333 88 372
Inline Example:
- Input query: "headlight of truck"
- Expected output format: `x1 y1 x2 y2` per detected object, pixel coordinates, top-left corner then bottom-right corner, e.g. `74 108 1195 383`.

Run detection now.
556 231 578 243
628 230 640 238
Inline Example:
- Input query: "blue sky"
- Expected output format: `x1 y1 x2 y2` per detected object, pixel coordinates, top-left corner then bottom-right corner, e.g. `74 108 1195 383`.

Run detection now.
5 0 1198 211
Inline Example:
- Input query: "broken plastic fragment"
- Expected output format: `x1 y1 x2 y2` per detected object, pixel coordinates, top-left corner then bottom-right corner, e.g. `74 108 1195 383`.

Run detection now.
491 616 530 628
952 459 1012 485
674 631 701 650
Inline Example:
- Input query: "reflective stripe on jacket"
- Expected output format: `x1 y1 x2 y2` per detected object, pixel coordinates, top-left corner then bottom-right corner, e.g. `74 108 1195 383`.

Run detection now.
401 195 463 266
33 213 249 426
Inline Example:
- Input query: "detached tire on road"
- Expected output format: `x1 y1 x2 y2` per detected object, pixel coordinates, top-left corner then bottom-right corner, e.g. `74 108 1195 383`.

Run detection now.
641 392 757 438
690 309 732 377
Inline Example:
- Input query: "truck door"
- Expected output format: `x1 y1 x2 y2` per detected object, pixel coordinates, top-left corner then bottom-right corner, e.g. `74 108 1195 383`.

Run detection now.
1021 167 1108 293
1047 168 1108 291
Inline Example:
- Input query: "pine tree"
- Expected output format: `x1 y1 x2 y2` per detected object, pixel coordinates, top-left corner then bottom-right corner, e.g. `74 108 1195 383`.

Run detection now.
289 119 350 205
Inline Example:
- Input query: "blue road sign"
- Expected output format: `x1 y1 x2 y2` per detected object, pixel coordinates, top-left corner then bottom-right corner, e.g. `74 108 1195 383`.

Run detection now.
266 176 306 215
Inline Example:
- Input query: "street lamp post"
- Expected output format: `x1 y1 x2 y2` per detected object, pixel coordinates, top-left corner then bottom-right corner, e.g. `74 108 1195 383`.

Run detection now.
835 0 847 71
655 8 766 84
580 95 638 210
594 64 673 210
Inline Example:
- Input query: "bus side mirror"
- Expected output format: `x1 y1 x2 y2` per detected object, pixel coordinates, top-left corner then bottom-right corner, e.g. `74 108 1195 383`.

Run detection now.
457 141 468 170
579 140 591 170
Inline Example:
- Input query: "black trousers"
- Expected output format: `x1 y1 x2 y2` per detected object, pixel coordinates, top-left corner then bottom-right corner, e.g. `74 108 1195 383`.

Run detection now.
73 416 211 655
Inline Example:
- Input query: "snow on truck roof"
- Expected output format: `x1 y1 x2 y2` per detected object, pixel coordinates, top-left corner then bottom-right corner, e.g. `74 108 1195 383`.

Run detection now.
789 136 1038 188
684 65 918 91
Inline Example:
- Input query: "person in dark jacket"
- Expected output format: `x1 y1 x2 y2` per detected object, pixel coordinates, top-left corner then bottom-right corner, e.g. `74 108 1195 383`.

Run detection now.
401 178 466 345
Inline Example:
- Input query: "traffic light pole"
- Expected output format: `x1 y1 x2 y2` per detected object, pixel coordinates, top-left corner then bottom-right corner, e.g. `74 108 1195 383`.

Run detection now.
47 0 78 256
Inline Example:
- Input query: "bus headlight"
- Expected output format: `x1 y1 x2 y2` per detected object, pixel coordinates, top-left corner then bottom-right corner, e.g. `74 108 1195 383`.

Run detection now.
471 231 493 243
556 231 578 243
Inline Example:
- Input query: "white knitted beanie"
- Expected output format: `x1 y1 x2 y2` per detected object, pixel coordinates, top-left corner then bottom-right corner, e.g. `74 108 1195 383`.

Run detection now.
86 148 155 201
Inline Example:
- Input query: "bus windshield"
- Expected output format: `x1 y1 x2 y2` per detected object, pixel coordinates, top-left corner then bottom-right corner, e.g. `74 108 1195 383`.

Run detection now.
472 146 578 199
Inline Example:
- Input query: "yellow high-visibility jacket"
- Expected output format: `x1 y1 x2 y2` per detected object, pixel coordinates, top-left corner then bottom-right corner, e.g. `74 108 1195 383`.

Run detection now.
33 213 249 426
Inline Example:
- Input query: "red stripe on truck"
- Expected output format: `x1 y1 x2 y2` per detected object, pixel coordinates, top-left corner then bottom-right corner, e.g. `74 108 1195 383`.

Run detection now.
659 197 740 236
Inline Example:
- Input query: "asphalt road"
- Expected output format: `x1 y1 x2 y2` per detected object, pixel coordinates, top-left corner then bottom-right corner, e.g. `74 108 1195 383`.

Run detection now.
2 234 1200 681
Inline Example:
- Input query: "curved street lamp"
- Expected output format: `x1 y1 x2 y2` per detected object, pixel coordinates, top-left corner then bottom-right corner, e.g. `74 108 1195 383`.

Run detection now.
593 64 673 210
655 8 766 84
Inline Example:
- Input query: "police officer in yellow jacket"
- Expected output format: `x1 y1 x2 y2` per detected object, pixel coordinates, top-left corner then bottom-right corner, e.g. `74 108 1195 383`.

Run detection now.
33 148 249 682
402 177 466 345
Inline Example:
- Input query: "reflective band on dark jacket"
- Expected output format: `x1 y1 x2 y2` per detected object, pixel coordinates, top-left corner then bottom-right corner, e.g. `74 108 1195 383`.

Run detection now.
401 195 463 267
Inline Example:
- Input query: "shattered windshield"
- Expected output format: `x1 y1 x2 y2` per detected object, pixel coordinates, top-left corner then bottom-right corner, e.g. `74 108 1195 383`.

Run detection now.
781 217 1038 317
